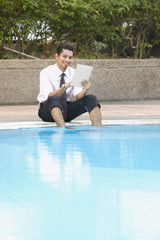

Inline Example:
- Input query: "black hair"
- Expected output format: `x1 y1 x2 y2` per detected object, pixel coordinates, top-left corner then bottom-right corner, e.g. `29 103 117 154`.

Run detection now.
56 43 74 55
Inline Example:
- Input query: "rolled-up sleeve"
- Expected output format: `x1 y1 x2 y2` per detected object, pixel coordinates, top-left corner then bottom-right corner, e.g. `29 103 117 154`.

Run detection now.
72 86 82 98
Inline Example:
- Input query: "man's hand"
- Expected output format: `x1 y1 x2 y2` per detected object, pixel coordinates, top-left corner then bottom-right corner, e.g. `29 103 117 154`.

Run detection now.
76 80 91 100
64 80 72 89
81 80 91 90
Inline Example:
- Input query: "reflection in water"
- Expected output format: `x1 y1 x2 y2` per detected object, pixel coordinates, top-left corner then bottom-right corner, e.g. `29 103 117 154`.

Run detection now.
38 129 93 191
0 125 160 240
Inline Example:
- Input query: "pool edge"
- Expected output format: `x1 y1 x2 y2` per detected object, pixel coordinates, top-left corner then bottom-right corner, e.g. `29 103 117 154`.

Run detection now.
1 119 160 130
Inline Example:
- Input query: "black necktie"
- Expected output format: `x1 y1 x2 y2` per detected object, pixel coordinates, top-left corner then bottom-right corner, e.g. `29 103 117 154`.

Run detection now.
60 73 67 120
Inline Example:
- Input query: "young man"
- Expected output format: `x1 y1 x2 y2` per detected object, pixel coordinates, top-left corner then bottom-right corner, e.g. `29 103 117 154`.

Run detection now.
37 43 102 128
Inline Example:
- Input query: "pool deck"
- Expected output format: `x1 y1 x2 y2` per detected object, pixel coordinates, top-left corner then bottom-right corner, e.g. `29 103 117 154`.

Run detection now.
1 100 160 129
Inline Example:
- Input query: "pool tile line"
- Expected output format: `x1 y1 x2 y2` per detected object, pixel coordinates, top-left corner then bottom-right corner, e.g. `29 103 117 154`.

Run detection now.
0 119 160 130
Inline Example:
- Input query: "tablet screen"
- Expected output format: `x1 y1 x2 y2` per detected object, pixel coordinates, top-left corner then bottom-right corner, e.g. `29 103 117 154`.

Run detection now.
71 64 93 87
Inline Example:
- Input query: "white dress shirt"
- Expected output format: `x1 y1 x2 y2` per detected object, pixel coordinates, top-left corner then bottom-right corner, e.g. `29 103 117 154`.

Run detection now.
37 64 82 103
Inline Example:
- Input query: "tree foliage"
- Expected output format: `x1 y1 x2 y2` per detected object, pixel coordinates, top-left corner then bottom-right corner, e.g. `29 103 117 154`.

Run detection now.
0 0 160 58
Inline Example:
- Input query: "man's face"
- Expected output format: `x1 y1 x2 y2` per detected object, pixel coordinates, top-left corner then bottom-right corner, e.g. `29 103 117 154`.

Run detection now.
55 49 73 72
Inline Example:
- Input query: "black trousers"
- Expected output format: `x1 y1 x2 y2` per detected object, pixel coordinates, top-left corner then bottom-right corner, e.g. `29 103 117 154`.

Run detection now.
38 94 100 122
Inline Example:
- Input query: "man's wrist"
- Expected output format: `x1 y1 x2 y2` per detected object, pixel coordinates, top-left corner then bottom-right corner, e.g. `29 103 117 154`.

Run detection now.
83 88 88 94
61 84 67 91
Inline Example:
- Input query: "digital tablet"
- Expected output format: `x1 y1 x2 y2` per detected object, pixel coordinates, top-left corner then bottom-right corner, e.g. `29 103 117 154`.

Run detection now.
71 64 93 87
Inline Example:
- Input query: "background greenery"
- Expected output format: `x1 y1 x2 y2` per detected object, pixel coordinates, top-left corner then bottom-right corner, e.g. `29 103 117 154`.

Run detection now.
0 0 160 59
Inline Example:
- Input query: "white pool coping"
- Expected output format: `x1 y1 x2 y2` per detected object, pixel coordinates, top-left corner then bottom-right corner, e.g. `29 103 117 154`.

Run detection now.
0 119 160 130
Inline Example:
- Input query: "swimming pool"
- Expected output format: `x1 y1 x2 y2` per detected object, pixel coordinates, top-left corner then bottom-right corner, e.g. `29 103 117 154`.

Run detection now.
0 125 160 240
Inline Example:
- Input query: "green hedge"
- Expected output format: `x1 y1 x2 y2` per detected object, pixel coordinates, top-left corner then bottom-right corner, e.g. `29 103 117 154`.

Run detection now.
1 0 160 59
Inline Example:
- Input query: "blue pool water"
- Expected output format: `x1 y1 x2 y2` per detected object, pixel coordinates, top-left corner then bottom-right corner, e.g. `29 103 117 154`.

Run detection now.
0 124 160 240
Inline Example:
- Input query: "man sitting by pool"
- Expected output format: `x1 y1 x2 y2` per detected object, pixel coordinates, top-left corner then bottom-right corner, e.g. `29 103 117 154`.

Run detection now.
37 43 102 128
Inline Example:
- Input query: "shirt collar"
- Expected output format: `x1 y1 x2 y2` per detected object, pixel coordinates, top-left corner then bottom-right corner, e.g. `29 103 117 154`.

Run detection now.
55 64 70 78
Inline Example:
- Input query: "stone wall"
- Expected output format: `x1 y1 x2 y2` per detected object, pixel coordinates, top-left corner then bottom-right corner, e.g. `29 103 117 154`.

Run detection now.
0 59 160 105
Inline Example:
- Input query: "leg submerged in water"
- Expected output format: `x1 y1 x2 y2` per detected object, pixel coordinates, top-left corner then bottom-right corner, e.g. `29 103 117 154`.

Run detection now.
89 106 102 127
51 107 66 128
